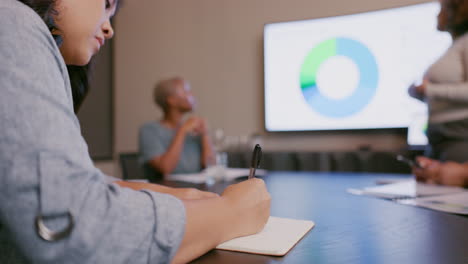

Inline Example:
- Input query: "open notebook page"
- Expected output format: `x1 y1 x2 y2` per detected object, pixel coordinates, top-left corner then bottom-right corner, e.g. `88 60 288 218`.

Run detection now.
216 216 315 256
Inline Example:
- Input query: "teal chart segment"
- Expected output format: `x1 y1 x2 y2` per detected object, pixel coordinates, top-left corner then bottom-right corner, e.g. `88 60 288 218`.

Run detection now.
300 38 379 118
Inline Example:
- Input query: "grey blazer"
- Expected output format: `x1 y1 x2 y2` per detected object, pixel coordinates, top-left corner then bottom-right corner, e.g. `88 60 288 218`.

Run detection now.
0 0 185 263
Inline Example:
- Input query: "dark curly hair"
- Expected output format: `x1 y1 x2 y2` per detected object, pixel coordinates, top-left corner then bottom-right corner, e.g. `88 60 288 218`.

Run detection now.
440 0 468 38
17 0 119 112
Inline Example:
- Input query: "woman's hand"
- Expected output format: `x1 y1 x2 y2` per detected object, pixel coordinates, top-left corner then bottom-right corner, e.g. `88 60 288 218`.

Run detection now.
415 79 429 95
412 156 441 184
171 178 271 264
408 79 429 100
181 116 200 134
413 156 468 187
221 178 271 237
180 116 209 136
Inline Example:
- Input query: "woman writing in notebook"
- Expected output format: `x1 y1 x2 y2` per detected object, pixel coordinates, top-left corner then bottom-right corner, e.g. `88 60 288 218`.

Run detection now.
0 0 270 263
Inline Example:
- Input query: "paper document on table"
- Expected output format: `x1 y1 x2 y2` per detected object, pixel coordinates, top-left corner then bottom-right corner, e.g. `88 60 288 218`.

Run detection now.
348 180 465 199
168 168 267 184
398 191 468 215
216 216 315 256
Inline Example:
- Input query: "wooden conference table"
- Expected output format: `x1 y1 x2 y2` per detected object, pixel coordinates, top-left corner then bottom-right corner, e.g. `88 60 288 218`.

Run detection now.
163 172 468 264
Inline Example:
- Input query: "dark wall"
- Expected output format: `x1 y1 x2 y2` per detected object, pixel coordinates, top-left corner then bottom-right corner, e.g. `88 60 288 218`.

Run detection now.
77 40 113 160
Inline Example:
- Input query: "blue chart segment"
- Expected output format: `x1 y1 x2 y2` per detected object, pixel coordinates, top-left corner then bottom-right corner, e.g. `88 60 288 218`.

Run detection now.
300 38 379 118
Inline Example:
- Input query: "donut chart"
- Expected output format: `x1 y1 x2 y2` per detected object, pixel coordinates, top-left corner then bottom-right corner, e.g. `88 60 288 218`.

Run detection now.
300 38 379 118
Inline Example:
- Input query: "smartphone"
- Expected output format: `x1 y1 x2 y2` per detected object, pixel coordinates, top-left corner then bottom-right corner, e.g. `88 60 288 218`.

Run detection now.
396 155 423 169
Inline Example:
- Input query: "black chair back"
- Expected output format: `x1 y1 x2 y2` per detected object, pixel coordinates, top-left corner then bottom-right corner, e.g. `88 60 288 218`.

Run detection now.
362 151 411 173
118 152 145 181
296 152 333 171
332 152 361 172
261 152 298 171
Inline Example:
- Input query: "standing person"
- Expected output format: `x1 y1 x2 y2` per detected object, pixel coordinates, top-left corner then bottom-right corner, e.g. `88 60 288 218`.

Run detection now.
409 0 468 162
0 0 271 263
139 77 214 181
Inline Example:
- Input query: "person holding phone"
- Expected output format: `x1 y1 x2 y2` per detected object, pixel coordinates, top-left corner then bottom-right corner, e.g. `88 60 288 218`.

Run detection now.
412 157 468 187
408 0 468 163
0 0 271 263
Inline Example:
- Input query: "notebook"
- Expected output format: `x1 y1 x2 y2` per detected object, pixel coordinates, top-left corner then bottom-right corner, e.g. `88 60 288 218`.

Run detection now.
216 216 315 256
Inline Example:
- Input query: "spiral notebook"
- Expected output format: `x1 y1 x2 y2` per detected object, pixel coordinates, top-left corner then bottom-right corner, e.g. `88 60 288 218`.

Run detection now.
216 216 315 256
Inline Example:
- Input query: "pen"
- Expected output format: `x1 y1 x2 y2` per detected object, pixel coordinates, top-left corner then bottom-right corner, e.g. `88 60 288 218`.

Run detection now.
248 144 262 179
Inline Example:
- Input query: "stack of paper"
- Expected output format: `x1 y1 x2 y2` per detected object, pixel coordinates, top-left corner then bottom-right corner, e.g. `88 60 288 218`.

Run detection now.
348 180 465 199
348 179 468 215
398 192 468 215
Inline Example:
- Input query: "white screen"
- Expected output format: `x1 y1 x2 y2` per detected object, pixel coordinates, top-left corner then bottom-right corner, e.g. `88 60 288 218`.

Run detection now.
264 2 451 133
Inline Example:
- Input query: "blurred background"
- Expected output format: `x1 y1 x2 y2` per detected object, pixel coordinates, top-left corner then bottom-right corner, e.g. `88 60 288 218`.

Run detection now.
78 0 437 177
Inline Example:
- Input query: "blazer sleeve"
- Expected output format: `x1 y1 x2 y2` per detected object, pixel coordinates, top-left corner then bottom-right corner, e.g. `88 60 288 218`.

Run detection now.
0 5 185 264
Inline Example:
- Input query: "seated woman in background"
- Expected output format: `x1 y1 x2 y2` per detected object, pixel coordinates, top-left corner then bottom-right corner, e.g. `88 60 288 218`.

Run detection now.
413 157 468 188
139 77 214 181
408 0 468 163
0 0 270 263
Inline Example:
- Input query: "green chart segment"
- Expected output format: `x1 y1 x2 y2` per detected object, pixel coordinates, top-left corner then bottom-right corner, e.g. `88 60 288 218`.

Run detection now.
300 38 337 90
299 37 379 118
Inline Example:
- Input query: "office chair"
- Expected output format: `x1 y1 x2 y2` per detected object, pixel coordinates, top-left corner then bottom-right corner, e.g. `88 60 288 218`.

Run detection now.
261 152 298 171
118 152 146 181
296 152 333 171
332 152 361 172
362 151 411 173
